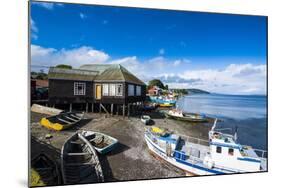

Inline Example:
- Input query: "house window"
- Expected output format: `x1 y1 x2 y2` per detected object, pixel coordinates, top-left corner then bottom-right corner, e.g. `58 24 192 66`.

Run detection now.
74 82 86 95
216 146 222 154
128 84 135 96
228 148 234 156
116 84 123 96
102 84 109 96
136 86 141 96
109 84 116 96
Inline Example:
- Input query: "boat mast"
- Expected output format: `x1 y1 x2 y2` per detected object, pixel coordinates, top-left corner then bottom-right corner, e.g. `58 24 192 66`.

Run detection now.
211 118 217 131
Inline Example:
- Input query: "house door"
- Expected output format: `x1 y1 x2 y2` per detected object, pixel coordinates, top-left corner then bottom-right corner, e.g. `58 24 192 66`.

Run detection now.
95 84 101 100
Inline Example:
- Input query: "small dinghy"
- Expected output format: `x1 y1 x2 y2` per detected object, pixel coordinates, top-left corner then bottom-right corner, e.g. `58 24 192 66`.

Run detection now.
40 112 84 131
165 109 207 122
141 115 152 125
61 132 104 184
81 131 119 155
31 153 61 186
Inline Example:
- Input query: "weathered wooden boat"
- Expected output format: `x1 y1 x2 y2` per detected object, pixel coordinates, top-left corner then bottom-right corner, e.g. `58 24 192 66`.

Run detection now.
141 115 151 125
165 109 207 122
31 153 61 186
145 119 267 175
40 112 84 131
61 132 104 184
81 130 119 154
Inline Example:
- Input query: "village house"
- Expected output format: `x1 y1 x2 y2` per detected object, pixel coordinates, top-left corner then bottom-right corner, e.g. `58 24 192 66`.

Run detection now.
48 64 146 116
147 85 162 96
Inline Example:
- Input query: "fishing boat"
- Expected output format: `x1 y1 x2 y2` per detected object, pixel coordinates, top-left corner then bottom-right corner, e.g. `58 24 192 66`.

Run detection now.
40 112 84 131
31 153 61 186
80 131 119 155
144 119 267 175
141 115 152 125
61 132 104 184
165 109 207 122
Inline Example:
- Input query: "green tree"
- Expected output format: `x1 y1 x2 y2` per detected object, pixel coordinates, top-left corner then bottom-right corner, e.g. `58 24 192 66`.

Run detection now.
56 64 72 69
148 79 165 89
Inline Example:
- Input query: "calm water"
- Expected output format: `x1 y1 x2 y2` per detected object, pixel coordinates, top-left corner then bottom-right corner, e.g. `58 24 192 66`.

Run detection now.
177 94 267 150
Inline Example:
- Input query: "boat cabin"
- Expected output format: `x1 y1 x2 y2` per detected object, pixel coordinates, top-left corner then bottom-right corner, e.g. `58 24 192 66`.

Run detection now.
208 129 262 172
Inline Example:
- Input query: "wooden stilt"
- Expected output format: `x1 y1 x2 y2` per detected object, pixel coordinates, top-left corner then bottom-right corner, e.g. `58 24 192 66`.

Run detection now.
91 103 94 112
116 105 119 116
111 104 114 116
69 103 72 112
86 103 88 113
122 104 125 118
127 103 130 117
100 103 109 114
99 103 101 114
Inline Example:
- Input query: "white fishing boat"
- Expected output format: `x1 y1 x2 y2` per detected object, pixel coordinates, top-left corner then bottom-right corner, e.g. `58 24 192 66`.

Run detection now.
144 119 267 175
165 109 207 122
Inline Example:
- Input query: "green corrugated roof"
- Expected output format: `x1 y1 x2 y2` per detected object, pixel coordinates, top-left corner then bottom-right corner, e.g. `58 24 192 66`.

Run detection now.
48 64 145 85
94 64 145 85
48 67 98 81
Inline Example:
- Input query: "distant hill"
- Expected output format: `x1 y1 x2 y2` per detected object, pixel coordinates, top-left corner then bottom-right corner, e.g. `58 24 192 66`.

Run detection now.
171 88 210 95
186 89 210 94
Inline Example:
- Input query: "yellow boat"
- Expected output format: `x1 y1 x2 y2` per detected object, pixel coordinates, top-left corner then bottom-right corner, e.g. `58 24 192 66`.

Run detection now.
159 103 174 107
40 112 84 131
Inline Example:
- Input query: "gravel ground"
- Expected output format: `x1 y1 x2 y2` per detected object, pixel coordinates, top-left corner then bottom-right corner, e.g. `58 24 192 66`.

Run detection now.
30 110 213 185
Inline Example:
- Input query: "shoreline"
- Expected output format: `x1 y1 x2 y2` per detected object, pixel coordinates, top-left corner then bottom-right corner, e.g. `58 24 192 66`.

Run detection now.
30 110 212 184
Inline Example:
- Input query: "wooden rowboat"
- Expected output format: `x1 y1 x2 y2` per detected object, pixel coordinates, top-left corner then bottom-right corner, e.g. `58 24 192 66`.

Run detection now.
31 153 61 186
61 132 104 184
40 112 84 131
81 131 119 155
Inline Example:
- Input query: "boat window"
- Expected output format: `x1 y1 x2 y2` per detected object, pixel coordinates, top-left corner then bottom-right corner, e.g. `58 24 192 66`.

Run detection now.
128 84 135 96
216 146 222 153
74 82 86 95
116 84 123 96
102 84 109 96
228 148 234 156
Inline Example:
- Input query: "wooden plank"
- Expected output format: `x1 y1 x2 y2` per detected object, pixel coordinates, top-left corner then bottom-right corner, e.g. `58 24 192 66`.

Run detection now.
64 116 77 122
67 152 91 156
65 162 95 166
57 117 72 124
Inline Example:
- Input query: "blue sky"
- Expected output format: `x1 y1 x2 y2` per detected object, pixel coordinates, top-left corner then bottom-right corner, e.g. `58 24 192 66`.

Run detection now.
30 1 267 95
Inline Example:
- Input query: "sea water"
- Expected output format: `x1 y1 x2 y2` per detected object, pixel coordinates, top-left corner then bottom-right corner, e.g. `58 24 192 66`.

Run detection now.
177 94 267 150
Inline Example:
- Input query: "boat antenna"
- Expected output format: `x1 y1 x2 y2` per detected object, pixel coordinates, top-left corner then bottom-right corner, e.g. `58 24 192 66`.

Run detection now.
211 118 217 131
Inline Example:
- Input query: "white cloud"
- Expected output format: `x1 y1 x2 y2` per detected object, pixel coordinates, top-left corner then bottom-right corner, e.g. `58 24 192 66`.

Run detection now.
79 13 86 19
31 44 266 95
31 45 109 68
32 2 64 10
181 64 266 95
159 48 165 55
30 18 38 40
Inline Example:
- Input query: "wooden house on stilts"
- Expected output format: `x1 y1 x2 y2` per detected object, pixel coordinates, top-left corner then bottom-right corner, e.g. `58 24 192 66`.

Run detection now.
48 64 146 117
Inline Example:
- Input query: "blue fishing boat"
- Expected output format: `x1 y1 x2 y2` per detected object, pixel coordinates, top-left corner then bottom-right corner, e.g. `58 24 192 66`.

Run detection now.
144 119 267 175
